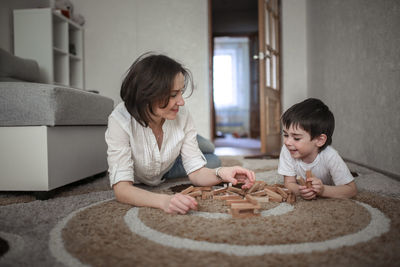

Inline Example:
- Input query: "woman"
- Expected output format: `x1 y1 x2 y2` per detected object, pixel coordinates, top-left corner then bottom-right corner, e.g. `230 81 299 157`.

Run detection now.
105 53 255 214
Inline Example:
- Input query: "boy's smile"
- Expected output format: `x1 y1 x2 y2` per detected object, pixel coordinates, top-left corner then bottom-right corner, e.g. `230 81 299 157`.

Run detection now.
282 125 322 163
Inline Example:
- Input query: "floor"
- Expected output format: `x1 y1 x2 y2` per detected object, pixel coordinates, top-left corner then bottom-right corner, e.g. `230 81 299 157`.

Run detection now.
214 134 261 156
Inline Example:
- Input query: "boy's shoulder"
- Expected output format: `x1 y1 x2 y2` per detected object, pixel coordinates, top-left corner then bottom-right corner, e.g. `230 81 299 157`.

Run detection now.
319 146 342 161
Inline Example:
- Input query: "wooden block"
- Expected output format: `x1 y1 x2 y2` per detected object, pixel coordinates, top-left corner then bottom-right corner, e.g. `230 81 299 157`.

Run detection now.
188 190 202 197
251 189 268 196
226 199 249 205
193 186 212 192
264 188 283 202
181 185 194 195
297 176 306 186
274 184 285 188
245 194 259 206
252 196 269 203
231 209 261 219
212 187 227 195
213 194 243 200
306 170 313 188
231 202 261 210
247 182 258 194
276 187 288 199
227 186 245 195
264 185 278 192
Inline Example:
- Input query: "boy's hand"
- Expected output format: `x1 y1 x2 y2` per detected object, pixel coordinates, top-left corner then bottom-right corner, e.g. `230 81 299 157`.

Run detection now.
309 176 324 196
298 185 317 200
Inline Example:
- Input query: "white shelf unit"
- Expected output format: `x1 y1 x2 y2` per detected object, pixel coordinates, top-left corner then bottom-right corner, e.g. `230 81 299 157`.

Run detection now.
13 8 85 89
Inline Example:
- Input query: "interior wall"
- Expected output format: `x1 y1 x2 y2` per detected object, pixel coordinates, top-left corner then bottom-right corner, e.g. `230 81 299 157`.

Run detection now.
1 0 209 138
307 0 400 176
70 0 210 138
281 0 308 112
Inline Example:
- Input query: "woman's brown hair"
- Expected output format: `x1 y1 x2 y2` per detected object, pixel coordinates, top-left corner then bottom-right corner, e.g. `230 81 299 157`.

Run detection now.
120 52 193 127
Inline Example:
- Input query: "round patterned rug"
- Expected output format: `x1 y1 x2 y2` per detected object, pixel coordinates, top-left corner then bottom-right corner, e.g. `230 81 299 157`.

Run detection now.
0 156 399 266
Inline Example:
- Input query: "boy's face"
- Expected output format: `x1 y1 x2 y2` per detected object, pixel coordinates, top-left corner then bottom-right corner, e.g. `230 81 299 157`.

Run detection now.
282 124 326 163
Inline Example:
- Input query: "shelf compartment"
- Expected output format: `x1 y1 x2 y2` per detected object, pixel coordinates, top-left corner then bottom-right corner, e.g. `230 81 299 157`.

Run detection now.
69 57 83 89
53 52 69 86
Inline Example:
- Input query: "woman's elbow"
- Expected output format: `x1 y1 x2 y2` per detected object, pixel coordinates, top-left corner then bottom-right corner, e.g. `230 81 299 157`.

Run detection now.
112 181 132 204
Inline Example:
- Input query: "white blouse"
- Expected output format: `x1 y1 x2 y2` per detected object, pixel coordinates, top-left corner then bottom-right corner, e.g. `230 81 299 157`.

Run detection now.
105 102 206 187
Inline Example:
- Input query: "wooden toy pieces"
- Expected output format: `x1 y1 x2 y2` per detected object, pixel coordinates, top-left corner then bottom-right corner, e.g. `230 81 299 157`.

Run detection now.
179 181 297 219
229 195 261 218
297 170 313 189
297 170 317 200
180 185 214 200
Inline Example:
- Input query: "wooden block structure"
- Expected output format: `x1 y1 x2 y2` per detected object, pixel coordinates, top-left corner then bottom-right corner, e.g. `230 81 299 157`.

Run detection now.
180 180 299 219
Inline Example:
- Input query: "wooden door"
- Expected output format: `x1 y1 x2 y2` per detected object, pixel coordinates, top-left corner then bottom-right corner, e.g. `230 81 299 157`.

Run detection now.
257 0 281 154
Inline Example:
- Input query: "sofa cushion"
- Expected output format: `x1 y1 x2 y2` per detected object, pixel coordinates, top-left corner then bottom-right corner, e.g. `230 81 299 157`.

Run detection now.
0 82 114 126
0 48 40 83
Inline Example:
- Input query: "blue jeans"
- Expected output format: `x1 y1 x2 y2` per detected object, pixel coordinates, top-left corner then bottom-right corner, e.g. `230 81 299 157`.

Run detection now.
163 135 221 179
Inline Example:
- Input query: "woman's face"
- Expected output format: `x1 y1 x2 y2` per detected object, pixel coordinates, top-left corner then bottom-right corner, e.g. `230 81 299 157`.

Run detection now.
152 72 185 122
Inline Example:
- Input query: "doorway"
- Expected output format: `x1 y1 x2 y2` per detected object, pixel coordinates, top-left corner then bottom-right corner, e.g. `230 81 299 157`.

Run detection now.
210 0 260 156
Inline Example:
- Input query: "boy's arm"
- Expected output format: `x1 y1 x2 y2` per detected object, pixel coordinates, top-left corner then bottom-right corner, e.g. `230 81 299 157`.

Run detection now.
284 175 299 194
316 180 357 199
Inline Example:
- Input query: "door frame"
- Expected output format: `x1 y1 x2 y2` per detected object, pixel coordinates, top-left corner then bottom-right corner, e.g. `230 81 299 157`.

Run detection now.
258 0 282 154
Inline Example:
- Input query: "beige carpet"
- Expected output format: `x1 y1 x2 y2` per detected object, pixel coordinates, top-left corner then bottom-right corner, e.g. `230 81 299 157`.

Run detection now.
1 156 399 267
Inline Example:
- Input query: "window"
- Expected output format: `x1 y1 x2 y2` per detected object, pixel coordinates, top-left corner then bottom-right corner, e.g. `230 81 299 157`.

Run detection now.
213 52 237 107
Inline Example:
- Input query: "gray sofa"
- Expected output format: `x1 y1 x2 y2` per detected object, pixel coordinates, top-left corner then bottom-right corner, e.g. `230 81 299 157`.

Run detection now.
0 48 113 194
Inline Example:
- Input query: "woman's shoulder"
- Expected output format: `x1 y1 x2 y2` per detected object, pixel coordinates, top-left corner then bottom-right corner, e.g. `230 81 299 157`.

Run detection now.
110 102 130 120
109 102 139 131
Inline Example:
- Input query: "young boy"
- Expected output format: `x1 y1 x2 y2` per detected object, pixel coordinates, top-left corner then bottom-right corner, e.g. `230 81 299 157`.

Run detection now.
278 98 357 199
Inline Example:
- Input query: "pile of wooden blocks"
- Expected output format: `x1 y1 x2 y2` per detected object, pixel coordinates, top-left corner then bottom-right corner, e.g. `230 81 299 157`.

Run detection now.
180 181 296 219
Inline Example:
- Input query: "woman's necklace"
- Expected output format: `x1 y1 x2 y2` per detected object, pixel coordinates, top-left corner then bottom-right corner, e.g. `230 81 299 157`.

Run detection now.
151 123 164 149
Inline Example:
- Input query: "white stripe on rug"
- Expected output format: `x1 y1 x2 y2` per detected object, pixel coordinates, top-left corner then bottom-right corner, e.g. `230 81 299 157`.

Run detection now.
124 201 390 256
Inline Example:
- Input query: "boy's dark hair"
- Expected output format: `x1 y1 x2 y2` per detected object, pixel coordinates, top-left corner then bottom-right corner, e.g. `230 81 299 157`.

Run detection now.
281 98 335 151
120 52 194 127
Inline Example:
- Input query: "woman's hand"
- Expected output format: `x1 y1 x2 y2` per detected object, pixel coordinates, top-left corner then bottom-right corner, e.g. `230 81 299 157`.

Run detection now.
162 193 198 214
218 166 256 189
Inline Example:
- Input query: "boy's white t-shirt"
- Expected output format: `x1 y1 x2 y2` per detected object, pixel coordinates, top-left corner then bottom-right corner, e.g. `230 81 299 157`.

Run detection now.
278 145 354 186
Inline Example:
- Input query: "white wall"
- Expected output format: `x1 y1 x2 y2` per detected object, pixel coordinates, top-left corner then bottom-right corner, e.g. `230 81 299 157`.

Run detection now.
281 0 308 111
307 0 400 176
70 0 211 138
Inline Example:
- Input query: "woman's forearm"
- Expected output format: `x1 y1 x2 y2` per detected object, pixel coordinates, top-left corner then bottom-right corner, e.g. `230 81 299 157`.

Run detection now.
113 181 168 209
188 167 221 186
